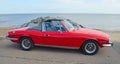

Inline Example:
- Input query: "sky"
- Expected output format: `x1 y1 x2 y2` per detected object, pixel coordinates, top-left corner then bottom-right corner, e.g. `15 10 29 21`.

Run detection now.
0 0 120 14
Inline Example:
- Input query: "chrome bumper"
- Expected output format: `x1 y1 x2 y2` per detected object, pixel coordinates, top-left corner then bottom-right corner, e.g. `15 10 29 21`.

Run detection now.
103 42 113 47
6 36 18 40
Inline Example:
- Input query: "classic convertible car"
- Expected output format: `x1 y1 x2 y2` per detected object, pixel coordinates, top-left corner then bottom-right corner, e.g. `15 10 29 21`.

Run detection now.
6 17 113 55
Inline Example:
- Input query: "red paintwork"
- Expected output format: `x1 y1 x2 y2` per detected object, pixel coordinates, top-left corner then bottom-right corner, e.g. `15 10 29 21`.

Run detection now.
7 21 110 49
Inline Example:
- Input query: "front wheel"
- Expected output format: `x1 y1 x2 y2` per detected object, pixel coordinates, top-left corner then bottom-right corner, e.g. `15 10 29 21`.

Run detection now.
20 37 34 51
81 40 99 55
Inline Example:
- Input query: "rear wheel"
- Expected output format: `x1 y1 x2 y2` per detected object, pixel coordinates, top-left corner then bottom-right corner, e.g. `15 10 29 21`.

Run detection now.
81 40 99 55
20 37 34 51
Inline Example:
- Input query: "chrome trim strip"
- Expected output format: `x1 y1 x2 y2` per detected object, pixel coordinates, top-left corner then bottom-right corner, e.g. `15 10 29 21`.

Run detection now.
35 44 79 49
103 43 113 47
103 44 112 47
6 37 18 40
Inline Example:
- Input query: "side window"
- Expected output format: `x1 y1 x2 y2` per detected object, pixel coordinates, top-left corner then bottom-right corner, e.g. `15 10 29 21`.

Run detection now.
42 21 66 32
45 22 54 31
52 21 66 32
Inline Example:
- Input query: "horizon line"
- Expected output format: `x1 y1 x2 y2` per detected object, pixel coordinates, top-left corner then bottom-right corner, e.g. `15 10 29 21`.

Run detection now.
0 13 120 15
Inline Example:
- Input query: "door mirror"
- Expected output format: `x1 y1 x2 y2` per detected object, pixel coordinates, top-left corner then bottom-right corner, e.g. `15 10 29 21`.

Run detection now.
58 30 62 33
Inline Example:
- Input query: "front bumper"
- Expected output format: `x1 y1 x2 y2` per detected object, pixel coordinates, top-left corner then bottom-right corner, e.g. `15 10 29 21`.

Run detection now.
103 41 113 47
6 36 18 40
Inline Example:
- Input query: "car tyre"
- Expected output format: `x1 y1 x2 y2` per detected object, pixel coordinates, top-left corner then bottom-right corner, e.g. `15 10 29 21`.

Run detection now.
20 37 34 51
81 40 99 55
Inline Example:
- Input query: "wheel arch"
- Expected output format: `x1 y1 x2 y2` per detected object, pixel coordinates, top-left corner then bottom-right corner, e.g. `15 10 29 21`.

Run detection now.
80 39 100 49
19 36 34 44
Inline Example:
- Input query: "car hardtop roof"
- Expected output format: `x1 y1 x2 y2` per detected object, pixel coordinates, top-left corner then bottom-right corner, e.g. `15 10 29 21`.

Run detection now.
43 18 64 22
40 16 67 22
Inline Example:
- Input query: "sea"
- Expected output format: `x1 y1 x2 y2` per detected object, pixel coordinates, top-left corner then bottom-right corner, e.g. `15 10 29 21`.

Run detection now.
0 13 120 31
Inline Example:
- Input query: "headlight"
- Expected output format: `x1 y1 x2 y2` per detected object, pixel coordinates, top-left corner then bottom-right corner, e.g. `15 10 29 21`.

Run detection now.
108 38 112 43
109 40 112 44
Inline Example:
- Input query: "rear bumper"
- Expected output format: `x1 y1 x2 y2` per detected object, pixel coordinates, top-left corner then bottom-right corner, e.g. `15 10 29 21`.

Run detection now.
103 41 113 47
6 36 18 40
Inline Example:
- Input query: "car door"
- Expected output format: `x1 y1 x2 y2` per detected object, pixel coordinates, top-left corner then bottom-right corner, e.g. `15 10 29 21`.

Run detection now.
39 20 66 46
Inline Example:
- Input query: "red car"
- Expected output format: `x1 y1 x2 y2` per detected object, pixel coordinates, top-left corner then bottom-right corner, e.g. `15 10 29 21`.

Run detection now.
6 18 113 55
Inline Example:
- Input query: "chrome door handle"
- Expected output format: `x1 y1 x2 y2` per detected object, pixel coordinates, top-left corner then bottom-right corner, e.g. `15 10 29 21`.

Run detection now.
44 34 50 37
